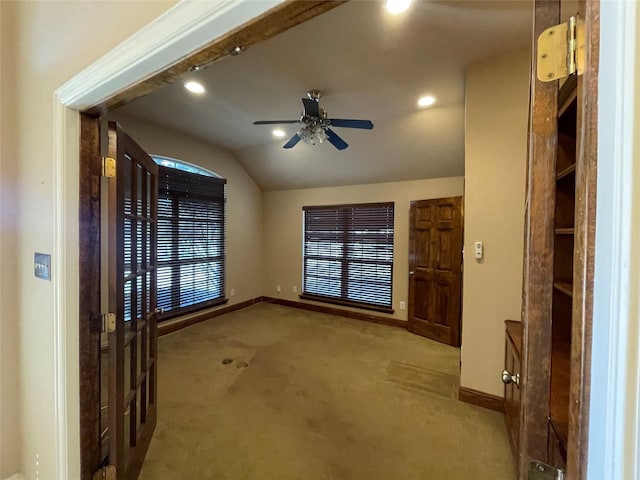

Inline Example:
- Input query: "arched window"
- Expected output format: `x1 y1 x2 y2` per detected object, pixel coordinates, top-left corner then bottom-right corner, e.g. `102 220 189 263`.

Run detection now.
152 155 222 178
151 155 227 319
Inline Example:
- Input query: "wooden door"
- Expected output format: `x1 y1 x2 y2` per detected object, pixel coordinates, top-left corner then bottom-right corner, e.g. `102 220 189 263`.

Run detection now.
106 122 159 480
407 197 463 347
519 0 598 478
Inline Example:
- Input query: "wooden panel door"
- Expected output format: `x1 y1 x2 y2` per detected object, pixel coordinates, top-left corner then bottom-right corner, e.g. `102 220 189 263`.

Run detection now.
407 197 463 346
106 122 159 480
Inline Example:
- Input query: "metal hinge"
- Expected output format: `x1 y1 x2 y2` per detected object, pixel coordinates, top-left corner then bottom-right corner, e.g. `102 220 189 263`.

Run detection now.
537 15 585 82
102 156 116 178
92 465 116 480
528 461 564 480
102 312 116 333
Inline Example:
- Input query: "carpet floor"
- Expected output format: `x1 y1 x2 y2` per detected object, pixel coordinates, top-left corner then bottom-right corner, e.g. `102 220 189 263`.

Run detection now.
139 303 515 480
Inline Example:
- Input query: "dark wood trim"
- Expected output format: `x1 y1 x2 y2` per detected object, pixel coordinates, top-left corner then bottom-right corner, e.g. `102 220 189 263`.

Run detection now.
158 297 264 336
566 1 599 477
86 1 346 114
263 296 407 329
78 113 103 480
159 297 229 322
458 387 505 414
299 293 394 314
518 1 560 477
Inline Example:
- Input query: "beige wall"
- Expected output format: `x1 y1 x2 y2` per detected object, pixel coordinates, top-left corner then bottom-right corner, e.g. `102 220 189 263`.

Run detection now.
0 4 20 478
263 178 464 320
0 2 176 478
460 50 530 397
108 112 264 314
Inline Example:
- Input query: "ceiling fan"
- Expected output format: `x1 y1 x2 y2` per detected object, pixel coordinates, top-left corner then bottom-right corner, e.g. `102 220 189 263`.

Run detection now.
253 90 374 150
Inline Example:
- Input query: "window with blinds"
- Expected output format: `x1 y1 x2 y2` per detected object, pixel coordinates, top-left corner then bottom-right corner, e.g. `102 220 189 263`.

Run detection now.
302 202 394 312
156 164 226 319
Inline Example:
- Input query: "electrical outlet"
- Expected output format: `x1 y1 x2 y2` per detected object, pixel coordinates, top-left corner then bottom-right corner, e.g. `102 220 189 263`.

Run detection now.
399 301 406 310
292 286 298 293
276 285 281 293
230 288 236 297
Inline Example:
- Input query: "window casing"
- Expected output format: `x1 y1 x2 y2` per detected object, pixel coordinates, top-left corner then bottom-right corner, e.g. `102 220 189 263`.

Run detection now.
155 163 226 320
302 202 394 312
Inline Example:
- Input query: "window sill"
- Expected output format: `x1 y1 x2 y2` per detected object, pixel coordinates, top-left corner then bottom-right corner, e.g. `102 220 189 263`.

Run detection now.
299 293 394 314
158 297 228 322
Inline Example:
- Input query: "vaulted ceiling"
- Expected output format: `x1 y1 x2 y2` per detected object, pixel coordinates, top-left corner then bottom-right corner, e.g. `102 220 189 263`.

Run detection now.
117 0 532 191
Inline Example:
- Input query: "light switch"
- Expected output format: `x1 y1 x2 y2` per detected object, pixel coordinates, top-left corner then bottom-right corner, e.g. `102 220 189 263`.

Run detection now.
34 252 51 280
474 242 483 260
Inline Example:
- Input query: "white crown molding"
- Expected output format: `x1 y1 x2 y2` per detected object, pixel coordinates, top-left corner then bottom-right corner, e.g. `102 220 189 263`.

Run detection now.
56 0 283 110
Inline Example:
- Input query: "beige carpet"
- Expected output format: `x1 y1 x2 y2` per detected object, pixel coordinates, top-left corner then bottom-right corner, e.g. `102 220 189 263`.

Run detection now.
139 303 515 480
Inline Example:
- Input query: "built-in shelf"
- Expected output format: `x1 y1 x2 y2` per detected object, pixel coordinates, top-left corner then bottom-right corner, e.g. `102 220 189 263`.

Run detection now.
553 281 573 297
555 228 575 235
556 164 576 181
558 74 578 119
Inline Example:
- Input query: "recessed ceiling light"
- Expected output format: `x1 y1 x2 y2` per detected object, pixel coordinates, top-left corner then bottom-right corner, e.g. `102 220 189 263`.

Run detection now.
272 129 286 138
417 95 436 107
184 81 205 94
385 0 412 15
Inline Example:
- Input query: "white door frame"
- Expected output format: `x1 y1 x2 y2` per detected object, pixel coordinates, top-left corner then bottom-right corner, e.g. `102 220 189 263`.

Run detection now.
51 0 637 478
587 1 640 479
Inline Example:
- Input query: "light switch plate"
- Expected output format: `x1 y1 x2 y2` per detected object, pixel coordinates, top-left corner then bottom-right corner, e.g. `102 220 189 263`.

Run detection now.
34 252 51 280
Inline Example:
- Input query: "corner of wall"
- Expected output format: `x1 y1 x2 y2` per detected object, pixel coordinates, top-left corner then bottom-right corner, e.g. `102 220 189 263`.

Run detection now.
460 49 531 397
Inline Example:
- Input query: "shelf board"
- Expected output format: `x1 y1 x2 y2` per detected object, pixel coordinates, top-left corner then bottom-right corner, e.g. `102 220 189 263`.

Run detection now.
556 163 576 181
554 281 573 297
555 228 575 235
558 75 578 118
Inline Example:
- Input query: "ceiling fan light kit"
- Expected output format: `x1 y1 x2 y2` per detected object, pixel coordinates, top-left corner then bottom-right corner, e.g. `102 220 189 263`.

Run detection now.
253 90 374 151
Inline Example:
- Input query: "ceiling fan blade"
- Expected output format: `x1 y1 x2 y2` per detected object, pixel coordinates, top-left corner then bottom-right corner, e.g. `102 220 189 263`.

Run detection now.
325 128 348 150
328 119 374 130
283 133 301 149
253 120 299 125
301 98 320 117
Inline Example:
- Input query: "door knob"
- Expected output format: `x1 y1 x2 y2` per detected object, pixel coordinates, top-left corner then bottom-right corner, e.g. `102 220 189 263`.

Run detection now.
501 369 520 387
409 271 415 276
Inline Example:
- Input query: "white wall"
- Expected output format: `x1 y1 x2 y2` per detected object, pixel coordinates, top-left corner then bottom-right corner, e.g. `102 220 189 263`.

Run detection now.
108 112 264 313
263 178 464 320
460 49 530 397
0 2 177 478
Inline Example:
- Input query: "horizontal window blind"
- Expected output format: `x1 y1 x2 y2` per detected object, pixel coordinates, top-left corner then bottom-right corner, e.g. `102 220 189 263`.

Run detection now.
157 165 226 319
303 202 394 310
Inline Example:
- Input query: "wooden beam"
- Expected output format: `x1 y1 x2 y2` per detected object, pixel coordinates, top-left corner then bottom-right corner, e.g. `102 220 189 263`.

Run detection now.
567 0 599 477
86 0 347 115
518 0 560 477
78 113 103 480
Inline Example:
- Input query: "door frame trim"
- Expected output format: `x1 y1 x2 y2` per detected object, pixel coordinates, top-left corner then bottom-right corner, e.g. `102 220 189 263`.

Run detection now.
588 0 640 478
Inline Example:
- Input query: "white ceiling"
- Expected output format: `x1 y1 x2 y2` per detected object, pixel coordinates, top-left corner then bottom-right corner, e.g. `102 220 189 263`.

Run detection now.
117 0 533 191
